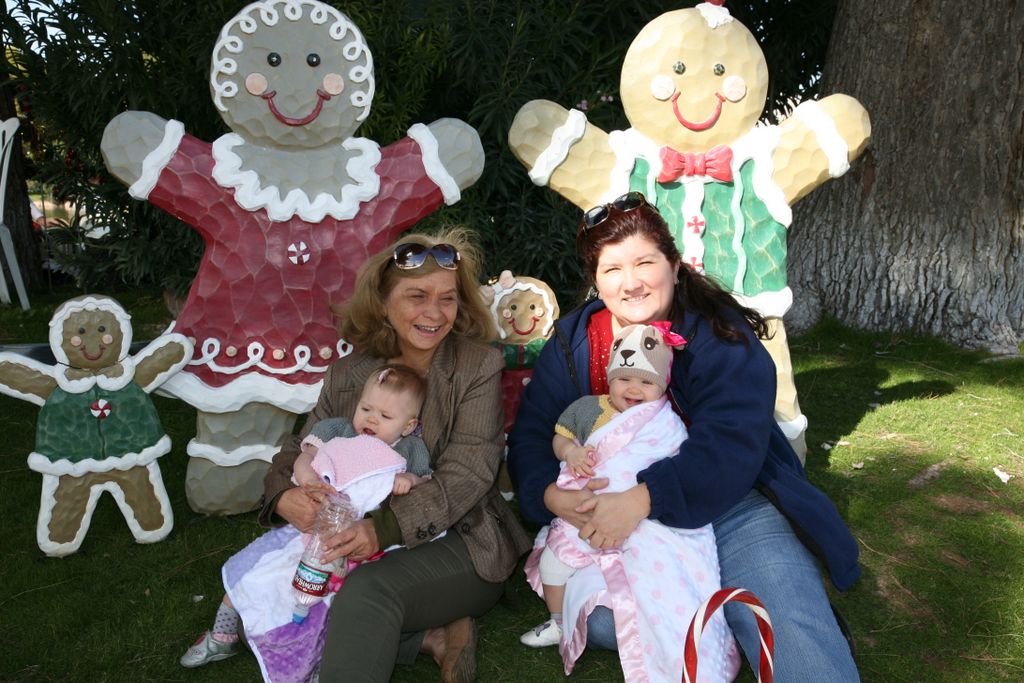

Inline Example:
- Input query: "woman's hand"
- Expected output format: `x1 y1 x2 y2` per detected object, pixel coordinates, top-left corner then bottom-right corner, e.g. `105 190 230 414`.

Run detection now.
323 519 380 563
544 478 609 529
576 483 651 549
275 486 323 533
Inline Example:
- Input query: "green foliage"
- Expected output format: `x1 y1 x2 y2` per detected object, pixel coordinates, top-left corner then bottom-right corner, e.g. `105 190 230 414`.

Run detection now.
1 0 835 302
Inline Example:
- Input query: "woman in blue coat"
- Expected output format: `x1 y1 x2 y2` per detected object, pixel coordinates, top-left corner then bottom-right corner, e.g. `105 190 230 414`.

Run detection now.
508 192 860 681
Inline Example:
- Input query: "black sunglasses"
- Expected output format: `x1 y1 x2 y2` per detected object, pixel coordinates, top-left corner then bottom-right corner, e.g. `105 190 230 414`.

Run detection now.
580 191 650 231
392 243 461 271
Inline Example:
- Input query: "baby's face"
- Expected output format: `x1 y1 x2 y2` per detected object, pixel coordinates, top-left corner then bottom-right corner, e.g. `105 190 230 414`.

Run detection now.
608 375 662 413
352 383 420 445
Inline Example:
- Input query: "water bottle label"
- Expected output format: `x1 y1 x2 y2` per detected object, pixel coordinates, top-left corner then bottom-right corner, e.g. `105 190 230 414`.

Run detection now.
292 560 330 596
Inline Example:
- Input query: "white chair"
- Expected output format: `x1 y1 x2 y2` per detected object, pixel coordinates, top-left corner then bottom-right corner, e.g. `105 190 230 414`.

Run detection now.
0 117 30 310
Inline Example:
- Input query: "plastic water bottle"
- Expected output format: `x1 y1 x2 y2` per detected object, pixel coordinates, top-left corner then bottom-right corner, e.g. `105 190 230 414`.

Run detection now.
291 491 357 623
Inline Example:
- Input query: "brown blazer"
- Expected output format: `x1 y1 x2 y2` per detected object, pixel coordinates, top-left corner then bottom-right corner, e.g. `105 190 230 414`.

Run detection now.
260 334 531 583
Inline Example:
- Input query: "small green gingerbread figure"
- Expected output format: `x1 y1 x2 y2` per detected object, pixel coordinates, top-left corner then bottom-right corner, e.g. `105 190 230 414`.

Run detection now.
0 295 192 556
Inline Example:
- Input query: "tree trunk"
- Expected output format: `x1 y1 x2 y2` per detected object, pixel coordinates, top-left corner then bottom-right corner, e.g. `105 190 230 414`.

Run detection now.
1 44 45 293
788 0 1023 354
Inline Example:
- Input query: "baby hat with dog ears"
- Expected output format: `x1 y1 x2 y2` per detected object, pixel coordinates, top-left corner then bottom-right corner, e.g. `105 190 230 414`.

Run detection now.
606 322 686 393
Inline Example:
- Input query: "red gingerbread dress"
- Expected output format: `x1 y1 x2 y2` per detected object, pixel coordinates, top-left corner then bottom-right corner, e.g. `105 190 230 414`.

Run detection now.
135 122 454 413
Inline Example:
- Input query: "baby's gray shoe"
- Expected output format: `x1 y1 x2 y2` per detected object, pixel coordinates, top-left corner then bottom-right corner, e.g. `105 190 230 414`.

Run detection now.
180 631 239 668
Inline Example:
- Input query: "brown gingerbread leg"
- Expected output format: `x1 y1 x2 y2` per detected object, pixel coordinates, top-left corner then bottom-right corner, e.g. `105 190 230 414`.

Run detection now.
762 319 808 464
46 471 103 545
109 464 170 533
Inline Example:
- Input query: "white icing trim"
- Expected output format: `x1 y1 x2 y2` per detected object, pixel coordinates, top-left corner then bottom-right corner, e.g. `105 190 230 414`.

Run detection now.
35 461 173 557
187 439 278 466
133 334 194 393
54 357 136 393
733 287 793 317
407 123 460 205
186 337 330 375
211 133 381 222
679 180 707 273
0 352 54 406
733 124 792 227
697 2 734 28
605 128 662 203
49 296 134 366
487 280 557 341
157 370 321 413
528 109 587 186
728 161 748 292
27 435 171 476
777 414 808 440
128 119 185 200
793 100 850 177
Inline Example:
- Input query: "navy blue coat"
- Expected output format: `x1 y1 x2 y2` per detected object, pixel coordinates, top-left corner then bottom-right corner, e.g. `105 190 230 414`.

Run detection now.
507 299 860 591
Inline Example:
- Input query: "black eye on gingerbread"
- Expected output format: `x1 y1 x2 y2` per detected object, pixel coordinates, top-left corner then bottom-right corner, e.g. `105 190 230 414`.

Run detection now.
714 63 725 76
510 304 518 310
267 52 282 67
98 326 106 332
307 53 321 67
78 327 86 334
673 61 686 75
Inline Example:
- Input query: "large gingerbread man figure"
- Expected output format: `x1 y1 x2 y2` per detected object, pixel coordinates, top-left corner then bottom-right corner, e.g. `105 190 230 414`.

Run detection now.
508 1 870 460
101 0 485 513
0 295 191 556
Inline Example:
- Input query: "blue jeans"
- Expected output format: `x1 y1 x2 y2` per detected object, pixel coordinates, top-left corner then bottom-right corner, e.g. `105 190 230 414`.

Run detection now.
586 490 859 682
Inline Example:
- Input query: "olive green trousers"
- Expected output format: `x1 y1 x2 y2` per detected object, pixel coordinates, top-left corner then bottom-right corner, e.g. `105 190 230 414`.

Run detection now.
319 531 505 681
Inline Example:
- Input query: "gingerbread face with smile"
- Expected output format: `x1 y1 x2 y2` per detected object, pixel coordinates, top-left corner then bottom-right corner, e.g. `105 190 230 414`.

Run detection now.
61 309 124 370
619 6 768 153
497 289 550 345
210 0 374 148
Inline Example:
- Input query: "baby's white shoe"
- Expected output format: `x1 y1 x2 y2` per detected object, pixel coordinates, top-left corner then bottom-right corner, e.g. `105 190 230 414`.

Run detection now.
519 618 562 648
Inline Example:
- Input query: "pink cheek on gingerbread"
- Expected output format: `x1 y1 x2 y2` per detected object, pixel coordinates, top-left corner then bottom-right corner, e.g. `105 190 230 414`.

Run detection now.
101 334 114 345
722 76 747 103
321 73 344 96
245 72 269 96
70 335 83 348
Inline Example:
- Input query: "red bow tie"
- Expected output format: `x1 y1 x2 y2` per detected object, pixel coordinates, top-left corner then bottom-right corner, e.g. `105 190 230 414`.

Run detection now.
657 145 734 183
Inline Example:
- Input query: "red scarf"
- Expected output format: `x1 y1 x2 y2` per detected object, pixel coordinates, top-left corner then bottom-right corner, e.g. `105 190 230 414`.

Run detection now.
586 308 614 396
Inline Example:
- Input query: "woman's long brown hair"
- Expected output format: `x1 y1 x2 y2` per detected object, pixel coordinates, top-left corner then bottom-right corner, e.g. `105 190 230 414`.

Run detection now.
576 203 770 342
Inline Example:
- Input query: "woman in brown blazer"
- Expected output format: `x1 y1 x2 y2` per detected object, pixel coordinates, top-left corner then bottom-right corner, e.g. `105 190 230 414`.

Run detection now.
260 228 531 682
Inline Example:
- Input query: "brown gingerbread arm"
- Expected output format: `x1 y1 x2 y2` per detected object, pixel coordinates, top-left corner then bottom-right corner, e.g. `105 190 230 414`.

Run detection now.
772 94 871 206
0 355 58 404
509 99 617 209
133 335 192 392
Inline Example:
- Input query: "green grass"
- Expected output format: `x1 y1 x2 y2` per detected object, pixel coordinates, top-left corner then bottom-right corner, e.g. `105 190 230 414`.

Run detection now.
2 290 1023 682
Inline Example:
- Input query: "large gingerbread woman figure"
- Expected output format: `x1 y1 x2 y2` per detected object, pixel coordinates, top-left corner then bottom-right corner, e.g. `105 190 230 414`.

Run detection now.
508 1 870 460
0 295 192 556
101 0 485 513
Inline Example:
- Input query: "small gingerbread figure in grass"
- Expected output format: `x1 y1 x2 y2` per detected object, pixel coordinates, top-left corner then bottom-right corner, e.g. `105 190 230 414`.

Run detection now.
101 0 485 513
0 295 192 557
481 271 560 499
508 0 870 460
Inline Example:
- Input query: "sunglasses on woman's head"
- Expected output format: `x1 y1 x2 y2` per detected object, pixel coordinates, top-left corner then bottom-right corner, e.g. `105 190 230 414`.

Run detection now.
392 243 461 270
581 191 650 231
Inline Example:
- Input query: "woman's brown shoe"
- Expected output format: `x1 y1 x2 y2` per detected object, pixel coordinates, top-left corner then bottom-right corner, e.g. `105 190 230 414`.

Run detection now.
440 617 477 683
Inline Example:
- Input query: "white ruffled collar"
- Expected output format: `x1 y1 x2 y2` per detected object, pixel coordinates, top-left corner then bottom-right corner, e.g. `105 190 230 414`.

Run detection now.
211 133 382 223
55 357 136 393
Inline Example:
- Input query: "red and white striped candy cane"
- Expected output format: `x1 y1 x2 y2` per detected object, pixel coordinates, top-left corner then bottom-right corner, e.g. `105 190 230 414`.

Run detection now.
683 587 774 683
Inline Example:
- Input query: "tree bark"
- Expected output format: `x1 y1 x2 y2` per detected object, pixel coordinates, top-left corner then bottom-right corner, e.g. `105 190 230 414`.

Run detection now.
788 0 1023 353
1 45 45 293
